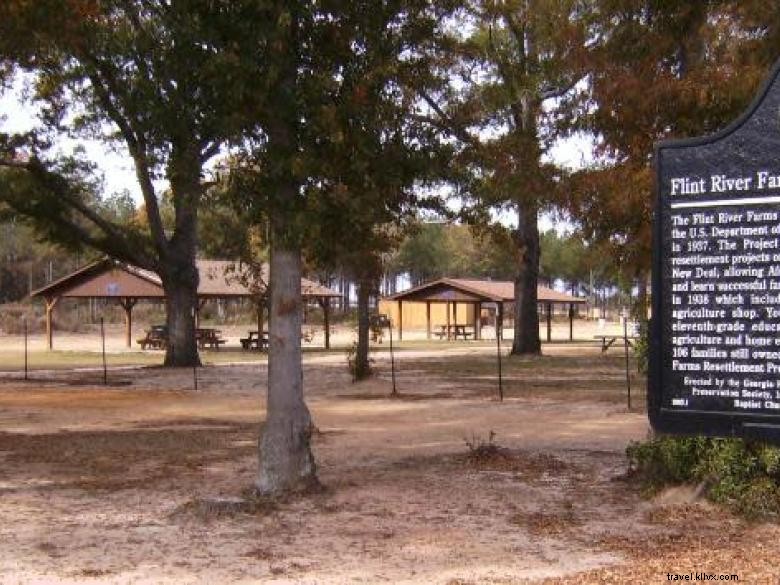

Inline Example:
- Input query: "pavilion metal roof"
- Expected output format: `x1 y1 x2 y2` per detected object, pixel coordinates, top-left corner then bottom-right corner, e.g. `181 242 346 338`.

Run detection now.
31 258 342 300
384 277 586 304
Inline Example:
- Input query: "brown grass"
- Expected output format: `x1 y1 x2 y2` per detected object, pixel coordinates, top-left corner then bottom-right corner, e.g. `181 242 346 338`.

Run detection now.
0 421 257 492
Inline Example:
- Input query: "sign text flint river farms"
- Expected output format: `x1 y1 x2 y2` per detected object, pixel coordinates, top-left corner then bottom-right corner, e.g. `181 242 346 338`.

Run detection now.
670 171 780 196
651 59 780 442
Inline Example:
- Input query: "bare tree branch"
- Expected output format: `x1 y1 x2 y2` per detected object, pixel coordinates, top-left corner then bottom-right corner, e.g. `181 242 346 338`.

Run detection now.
417 90 479 146
0 157 156 269
539 75 584 101
83 65 168 254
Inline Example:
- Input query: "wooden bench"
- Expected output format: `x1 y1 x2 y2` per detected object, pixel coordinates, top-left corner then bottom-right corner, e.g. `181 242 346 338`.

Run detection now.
594 335 639 353
434 324 474 340
240 330 269 351
240 330 314 349
137 325 168 350
196 328 227 350
370 314 391 343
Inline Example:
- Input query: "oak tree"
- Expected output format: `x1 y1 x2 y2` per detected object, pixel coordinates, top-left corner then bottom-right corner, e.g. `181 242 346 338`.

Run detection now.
425 0 590 354
0 1 262 365
570 0 780 317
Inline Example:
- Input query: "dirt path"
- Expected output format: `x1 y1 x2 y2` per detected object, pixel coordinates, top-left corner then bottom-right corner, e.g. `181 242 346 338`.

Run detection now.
0 347 776 583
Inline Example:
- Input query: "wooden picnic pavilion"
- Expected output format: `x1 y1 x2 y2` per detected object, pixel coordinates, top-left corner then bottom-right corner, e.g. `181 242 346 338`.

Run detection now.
30 258 341 350
381 278 586 341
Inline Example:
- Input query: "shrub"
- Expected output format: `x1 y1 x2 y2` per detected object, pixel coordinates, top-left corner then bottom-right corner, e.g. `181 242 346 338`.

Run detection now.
633 319 649 375
346 341 372 382
627 436 780 519
0 303 37 334
464 430 500 459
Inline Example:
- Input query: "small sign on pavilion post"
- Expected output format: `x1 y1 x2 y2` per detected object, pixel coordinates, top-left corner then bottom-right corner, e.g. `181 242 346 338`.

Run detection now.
651 59 780 443
494 302 503 402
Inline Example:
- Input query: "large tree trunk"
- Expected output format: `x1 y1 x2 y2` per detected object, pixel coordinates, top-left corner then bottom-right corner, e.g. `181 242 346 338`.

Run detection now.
511 199 541 355
256 234 317 495
161 145 202 367
354 278 372 381
162 262 200 367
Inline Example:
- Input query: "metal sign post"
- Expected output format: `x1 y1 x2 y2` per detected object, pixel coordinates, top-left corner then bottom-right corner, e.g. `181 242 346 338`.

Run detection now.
388 317 397 396
496 303 503 402
100 317 107 385
623 314 631 410
23 316 28 381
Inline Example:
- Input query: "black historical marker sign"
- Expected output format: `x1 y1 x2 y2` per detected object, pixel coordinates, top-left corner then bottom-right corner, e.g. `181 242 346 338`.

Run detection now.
651 61 780 443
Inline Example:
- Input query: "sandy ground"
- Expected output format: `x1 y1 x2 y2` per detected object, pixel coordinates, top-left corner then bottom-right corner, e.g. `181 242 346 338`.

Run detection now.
1 339 777 584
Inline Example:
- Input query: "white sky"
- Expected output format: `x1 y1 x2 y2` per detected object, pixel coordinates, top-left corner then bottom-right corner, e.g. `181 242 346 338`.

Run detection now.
0 78 594 232
0 77 140 198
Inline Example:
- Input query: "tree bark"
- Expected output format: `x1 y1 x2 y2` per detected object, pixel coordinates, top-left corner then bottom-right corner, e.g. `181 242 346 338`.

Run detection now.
354 278 372 381
161 146 202 367
161 260 200 367
255 234 317 495
511 198 541 355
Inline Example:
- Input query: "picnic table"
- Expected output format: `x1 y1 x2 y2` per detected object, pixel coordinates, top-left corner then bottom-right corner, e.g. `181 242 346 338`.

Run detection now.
594 334 639 353
240 329 314 350
370 314 391 343
196 327 227 350
137 325 168 350
434 324 474 340
240 330 269 351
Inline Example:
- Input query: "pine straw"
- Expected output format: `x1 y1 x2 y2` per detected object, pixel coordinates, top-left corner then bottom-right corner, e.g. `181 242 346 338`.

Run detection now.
461 445 568 479
170 494 277 521
0 421 256 492
542 502 777 584
509 505 582 536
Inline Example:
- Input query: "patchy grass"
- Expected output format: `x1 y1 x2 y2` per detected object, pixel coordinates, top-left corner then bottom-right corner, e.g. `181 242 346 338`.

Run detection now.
0 350 163 371
0 341 479 372
392 352 645 406
509 504 582 536
4 346 777 584
0 421 257 493
171 494 278 521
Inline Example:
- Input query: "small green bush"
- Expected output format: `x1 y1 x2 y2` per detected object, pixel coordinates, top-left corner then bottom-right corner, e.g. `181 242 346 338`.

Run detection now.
627 436 780 520
633 319 649 375
346 341 372 382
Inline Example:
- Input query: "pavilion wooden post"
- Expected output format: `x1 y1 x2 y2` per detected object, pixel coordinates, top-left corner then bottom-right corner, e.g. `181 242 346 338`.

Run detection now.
257 302 265 336
497 302 504 341
44 296 59 350
569 303 574 341
195 298 207 329
118 297 138 348
475 302 482 340
321 297 331 349
397 300 403 341
546 303 552 342
446 301 451 340
425 301 431 340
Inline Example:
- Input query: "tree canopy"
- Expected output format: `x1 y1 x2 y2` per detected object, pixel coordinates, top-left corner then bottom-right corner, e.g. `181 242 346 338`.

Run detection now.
421 0 591 354
0 0 272 365
567 0 780 314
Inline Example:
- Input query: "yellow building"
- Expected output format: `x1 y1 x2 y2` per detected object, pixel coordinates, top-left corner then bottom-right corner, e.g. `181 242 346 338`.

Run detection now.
378 277 586 341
